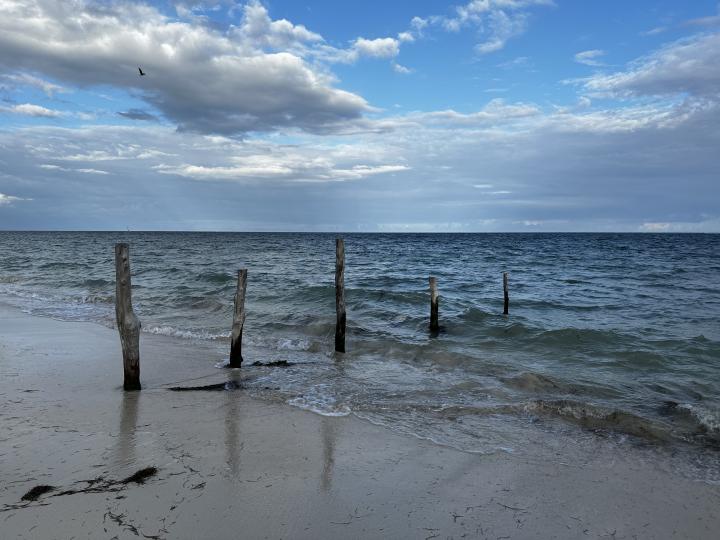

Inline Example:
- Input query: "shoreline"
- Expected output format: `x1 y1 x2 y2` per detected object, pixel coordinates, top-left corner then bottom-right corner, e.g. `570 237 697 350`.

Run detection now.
1 303 719 539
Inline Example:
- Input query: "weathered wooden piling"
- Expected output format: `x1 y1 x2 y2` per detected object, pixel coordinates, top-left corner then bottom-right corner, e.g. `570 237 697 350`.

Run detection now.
429 276 439 333
229 269 247 368
335 238 346 353
115 243 141 391
503 272 509 315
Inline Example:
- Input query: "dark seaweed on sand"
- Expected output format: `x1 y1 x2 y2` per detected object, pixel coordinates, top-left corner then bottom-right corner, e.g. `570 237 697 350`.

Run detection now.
21 485 55 501
14 467 159 506
120 466 157 484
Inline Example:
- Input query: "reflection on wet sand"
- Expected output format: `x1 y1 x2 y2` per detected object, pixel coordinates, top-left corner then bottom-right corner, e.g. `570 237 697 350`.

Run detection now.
115 390 139 467
225 391 242 478
320 416 337 492
223 370 244 477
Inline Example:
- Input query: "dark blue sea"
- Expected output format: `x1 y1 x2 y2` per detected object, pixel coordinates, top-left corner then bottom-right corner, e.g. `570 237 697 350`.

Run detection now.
1 232 719 479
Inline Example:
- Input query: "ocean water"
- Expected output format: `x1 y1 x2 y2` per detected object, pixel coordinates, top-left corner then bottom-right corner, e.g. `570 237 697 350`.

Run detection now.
1 232 719 477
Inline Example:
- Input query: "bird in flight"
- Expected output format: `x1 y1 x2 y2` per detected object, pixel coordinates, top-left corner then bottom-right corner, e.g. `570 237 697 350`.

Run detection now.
138 67 146 76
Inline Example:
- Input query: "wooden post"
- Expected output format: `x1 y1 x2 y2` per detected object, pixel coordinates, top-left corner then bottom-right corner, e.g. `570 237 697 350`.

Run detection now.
115 243 141 391
503 272 509 315
335 238 346 353
229 269 247 368
429 276 439 333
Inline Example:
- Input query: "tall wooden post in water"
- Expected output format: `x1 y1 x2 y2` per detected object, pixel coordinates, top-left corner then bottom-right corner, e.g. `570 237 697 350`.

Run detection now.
503 272 509 315
229 269 247 368
429 276 439 333
115 243 141 391
335 238 346 353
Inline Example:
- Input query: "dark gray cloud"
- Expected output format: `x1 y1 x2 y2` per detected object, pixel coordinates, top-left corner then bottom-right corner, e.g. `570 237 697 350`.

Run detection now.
117 109 158 121
1 92 718 232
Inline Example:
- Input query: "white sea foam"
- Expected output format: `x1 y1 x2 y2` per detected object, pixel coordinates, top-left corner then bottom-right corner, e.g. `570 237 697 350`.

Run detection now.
80 293 113 304
288 387 351 417
145 325 230 341
277 337 312 351
287 398 351 417
679 404 720 433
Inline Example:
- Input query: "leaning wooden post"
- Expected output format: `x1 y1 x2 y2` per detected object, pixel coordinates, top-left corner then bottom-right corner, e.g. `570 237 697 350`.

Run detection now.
229 269 247 368
335 238 346 353
115 243 141 391
503 272 509 315
429 276 439 333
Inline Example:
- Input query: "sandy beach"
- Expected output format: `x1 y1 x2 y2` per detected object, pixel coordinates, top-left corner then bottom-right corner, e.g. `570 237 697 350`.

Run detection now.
1 302 719 539
2 0 719 537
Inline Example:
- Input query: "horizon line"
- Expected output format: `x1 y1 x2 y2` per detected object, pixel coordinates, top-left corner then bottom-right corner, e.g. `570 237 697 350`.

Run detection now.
0 229 716 235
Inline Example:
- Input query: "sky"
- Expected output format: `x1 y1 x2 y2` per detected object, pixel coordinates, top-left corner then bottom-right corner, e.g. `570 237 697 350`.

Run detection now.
0 0 719 232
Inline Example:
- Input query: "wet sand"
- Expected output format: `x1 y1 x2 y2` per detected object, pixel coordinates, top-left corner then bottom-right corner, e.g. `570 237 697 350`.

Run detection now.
1 303 719 539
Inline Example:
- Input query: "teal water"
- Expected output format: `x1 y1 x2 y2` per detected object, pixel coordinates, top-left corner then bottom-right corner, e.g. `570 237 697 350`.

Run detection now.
1 232 719 476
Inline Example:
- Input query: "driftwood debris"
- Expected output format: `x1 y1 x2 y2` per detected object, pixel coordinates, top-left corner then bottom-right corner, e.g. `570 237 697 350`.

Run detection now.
115 243 141 391
251 360 292 367
169 381 241 392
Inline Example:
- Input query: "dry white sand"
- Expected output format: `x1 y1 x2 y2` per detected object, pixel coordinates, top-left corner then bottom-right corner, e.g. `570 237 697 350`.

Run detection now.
1 303 719 539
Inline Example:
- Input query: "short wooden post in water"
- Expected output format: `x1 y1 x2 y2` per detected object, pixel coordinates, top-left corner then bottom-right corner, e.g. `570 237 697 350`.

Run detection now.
429 277 439 332
335 238 346 353
229 269 247 368
115 243 141 391
503 272 509 315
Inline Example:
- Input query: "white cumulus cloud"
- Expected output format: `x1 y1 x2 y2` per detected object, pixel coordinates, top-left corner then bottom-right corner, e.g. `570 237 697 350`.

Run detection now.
1 103 63 117
413 0 554 55
0 192 30 205
353 37 401 59
0 0 368 135
574 49 606 67
235 0 323 51
580 33 720 98
1 73 66 96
